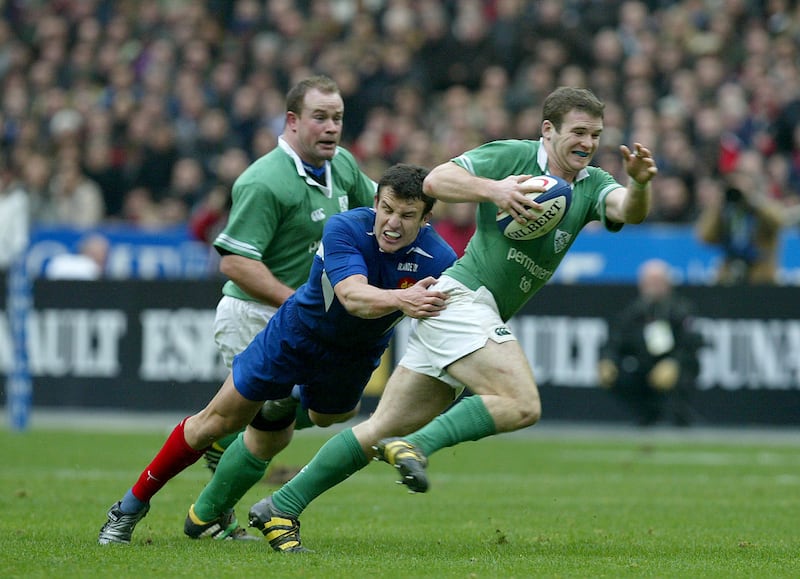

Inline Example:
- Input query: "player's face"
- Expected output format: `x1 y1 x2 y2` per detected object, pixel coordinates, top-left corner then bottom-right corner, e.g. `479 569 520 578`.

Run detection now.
286 89 344 166
373 188 430 253
542 109 603 178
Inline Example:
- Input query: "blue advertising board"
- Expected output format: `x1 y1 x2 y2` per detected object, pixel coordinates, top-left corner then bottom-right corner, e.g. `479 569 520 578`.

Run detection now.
18 223 800 284
24 224 215 280
552 224 800 285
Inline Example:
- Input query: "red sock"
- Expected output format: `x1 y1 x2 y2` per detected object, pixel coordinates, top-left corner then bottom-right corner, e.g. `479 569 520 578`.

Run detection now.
131 418 207 503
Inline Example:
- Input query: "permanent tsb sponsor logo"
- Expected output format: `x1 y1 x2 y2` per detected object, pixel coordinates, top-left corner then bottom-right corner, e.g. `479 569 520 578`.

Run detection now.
506 247 553 281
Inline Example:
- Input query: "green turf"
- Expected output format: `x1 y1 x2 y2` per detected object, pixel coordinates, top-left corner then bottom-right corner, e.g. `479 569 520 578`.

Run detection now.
1 424 798 578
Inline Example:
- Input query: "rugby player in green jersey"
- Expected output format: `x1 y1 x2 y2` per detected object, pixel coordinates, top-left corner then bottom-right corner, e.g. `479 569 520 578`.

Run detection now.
204 75 376 471
246 86 658 552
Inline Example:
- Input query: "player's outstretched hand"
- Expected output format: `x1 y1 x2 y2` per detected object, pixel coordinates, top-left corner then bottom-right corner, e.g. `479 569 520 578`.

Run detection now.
397 276 449 318
620 143 657 185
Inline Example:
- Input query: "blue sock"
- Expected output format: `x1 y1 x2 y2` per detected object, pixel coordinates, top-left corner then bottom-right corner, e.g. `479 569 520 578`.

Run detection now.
119 488 148 514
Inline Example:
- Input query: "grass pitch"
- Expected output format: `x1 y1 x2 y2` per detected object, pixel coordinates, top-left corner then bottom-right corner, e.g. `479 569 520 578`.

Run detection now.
1 417 798 578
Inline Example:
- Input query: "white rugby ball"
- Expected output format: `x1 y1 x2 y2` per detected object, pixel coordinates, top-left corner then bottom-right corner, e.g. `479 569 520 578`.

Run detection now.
496 175 572 240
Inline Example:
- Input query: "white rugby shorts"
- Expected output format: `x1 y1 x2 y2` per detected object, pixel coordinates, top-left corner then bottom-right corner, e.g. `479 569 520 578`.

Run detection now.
214 295 278 368
399 275 517 389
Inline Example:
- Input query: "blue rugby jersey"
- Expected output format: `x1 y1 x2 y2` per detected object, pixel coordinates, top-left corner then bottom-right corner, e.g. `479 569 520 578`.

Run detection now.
292 207 456 350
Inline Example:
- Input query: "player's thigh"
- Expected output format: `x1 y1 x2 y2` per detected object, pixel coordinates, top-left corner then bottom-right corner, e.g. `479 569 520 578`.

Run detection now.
447 338 537 400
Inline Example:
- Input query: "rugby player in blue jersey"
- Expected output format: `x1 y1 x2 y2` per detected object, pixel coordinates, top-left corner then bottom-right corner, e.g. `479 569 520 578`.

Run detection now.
98 163 457 545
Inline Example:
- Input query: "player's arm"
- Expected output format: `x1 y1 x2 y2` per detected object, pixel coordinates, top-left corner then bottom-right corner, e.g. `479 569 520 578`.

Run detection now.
334 274 448 319
423 161 540 223
741 187 788 229
695 185 723 243
219 253 294 308
604 143 657 224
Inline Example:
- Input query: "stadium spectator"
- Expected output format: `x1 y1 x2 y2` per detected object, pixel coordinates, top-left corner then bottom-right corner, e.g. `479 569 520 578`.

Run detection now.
696 150 800 284
192 108 238 177
119 187 163 229
0 160 29 277
243 86 658 553
648 173 697 223
597 259 702 426
432 202 477 258
133 122 179 201
167 157 211 214
44 233 109 281
11 152 52 223
189 184 230 250
82 138 128 220
188 147 250 247
97 163 456 545
46 158 105 227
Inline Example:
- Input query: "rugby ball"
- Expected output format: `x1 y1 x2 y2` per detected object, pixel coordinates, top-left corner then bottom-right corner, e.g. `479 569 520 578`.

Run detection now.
496 175 572 240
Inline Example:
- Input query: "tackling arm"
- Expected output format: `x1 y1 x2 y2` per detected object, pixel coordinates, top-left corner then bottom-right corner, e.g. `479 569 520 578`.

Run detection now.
334 275 448 319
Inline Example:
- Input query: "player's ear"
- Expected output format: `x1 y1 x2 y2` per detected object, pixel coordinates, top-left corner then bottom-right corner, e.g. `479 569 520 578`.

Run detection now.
541 119 553 139
285 110 300 131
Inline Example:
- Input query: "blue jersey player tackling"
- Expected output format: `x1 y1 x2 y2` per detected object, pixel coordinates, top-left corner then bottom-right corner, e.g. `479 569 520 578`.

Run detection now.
98 164 457 545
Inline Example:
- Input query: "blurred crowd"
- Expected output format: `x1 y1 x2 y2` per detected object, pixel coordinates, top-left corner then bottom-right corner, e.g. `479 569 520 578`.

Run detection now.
2 0 800 247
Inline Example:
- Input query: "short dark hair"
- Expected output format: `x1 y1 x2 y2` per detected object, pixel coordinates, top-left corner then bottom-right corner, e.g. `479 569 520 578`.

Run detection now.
377 164 436 215
542 87 605 131
286 75 340 115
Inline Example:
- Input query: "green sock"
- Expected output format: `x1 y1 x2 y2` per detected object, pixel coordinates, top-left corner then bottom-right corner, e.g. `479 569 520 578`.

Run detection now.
407 395 497 457
272 428 368 517
194 432 269 521
214 430 241 451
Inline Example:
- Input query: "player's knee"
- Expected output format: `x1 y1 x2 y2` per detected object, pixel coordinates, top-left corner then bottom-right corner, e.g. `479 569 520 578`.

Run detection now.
515 397 541 428
197 411 236 438
310 406 359 427
185 411 243 449
243 426 291 460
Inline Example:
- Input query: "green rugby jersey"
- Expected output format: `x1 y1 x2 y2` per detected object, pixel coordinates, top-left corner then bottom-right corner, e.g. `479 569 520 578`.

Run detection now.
445 139 623 321
214 138 376 302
